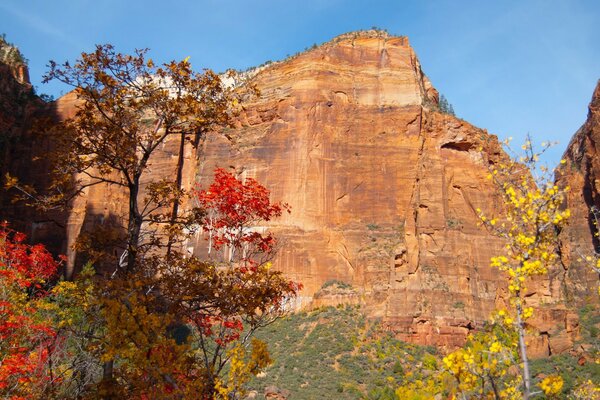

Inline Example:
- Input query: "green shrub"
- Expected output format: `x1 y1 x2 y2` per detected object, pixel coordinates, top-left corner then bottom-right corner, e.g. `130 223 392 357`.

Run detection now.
321 279 353 290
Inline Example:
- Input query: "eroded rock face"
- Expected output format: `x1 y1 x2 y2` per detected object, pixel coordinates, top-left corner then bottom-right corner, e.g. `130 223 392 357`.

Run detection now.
15 31 580 352
557 81 600 299
188 32 576 351
53 89 202 277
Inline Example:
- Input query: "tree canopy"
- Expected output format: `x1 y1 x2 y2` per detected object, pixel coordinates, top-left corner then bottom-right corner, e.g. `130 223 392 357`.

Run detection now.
1 45 299 399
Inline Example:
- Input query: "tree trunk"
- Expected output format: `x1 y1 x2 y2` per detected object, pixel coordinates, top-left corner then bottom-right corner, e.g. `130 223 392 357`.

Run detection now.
101 177 142 389
516 300 531 399
126 179 142 272
100 360 115 399
166 131 186 256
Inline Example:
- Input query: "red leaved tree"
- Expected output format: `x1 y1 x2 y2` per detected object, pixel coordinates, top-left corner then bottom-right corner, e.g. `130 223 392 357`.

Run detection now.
195 167 290 267
152 168 299 397
90 169 300 398
0 225 61 398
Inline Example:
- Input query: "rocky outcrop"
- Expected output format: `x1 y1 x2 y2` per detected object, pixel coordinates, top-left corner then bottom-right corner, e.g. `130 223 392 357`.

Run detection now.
0 39 35 168
310 280 362 309
263 386 290 400
557 80 600 299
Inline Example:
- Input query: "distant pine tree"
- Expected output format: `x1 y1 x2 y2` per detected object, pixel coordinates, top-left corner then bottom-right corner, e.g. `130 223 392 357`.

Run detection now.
438 94 456 116
439 94 449 112
447 102 455 116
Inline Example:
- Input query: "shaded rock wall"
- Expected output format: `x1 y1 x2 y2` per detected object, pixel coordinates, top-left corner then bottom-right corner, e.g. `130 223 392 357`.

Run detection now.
52 91 202 276
557 81 600 300
0 41 66 254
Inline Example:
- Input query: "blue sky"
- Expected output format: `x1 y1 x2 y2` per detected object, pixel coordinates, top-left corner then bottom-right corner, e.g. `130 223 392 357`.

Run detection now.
1 0 598 166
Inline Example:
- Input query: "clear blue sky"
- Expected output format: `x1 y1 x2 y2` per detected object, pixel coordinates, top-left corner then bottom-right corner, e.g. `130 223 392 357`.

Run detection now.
1 0 598 166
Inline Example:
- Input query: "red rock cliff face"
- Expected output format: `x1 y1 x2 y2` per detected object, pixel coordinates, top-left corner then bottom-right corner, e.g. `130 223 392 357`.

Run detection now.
41 31 578 352
557 81 600 299
52 90 202 276
187 32 576 351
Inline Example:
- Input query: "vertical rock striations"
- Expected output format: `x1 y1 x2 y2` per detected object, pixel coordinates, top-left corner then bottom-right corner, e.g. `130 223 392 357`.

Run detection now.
190 31 576 351
557 81 600 300
3 31 582 352
0 38 66 253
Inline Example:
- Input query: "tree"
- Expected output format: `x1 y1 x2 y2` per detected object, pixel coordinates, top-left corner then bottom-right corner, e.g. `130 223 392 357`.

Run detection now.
0 225 60 398
393 140 570 399
91 169 299 398
38 44 238 391
187 168 295 396
40 44 234 277
195 167 290 264
438 94 455 116
15 45 298 398
1 170 299 399
477 139 569 398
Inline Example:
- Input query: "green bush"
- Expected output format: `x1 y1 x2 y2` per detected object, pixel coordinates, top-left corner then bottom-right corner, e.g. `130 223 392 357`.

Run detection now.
321 279 353 290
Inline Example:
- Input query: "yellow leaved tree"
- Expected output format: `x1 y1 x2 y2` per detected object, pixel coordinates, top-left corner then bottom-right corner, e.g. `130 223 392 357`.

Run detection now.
395 139 570 399
475 139 570 398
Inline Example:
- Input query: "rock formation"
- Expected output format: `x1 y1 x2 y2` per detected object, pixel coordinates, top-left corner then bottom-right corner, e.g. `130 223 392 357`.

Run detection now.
0 38 66 253
557 80 600 300
189 31 577 352
3 31 584 353
0 38 37 208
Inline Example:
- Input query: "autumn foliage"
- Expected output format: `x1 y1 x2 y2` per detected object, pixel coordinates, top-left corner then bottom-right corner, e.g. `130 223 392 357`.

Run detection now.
0 226 60 398
0 167 298 399
88 168 298 398
196 167 290 263
1 43 298 398
2 40 600 399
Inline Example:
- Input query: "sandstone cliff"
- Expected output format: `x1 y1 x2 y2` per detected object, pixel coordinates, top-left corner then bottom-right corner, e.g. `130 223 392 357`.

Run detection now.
0 37 36 190
188 31 576 352
9 31 581 353
557 80 600 300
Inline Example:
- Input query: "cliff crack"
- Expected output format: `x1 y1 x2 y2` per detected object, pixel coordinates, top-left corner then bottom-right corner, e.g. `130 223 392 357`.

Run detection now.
406 113 420 130
337 243 355 271
405 109 426 275
441 141 472 152
353 181 363 191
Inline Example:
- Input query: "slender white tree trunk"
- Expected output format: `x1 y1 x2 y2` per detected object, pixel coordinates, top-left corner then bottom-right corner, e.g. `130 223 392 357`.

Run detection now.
515 300 531 399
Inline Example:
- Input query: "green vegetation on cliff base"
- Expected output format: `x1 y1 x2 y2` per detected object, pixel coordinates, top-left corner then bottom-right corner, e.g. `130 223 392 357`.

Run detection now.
248 306 599 399
249 305 439 399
